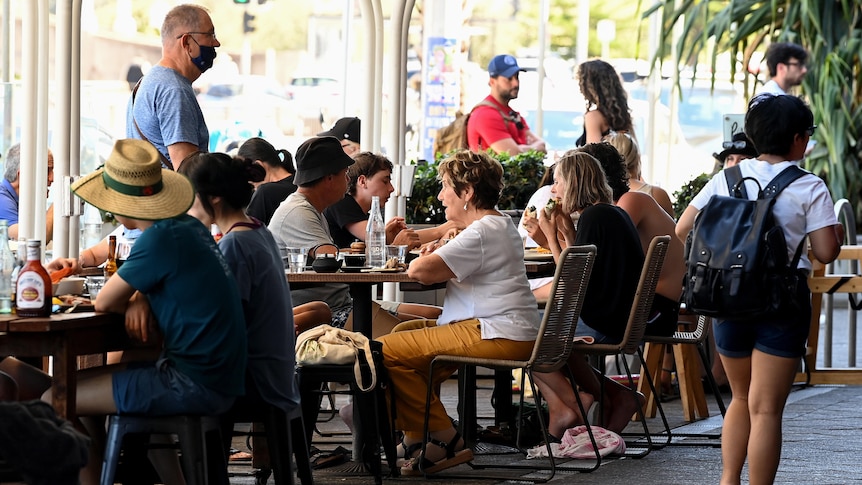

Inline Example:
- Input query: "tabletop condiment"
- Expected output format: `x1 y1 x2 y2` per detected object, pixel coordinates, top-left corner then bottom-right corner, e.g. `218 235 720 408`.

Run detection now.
0 220 14 314
104 235 118 279
16 239 52 317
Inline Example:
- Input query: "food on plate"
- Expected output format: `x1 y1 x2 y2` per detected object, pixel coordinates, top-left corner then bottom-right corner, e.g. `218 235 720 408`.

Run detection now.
350 241 366 253
50 266 75 284
534 247 552 254
544 198 561 217
56 294 92 306
383 257 407 271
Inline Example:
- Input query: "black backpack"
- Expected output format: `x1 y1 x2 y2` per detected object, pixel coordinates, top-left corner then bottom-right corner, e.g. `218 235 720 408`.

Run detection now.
683 164 809 320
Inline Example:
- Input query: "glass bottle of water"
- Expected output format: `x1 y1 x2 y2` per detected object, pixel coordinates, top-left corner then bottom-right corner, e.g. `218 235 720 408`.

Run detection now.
0 221 13 314
365 196 386 268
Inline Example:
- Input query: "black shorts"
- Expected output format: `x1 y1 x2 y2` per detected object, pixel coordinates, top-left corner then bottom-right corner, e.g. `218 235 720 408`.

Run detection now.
644 294 681 337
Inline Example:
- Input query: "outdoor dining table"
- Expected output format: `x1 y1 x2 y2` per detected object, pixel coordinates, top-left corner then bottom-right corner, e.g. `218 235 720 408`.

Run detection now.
286 255 554 461
286 269 426 480
0 311 128 422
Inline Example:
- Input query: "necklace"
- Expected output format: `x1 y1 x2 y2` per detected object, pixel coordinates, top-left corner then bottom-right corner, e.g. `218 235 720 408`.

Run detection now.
224 217 262 235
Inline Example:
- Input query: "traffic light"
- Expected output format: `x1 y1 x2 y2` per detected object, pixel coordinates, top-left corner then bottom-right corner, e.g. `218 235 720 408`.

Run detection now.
243 12 256 33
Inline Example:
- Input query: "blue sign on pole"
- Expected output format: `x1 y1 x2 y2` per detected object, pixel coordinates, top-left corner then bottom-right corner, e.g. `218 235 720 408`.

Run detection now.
421 36 459 162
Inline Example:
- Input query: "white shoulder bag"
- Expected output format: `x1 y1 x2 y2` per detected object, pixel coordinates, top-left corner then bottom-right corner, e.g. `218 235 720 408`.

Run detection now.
295 325 377 392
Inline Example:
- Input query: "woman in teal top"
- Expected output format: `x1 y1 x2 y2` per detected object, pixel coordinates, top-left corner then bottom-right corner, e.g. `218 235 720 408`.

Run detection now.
60 139 247 484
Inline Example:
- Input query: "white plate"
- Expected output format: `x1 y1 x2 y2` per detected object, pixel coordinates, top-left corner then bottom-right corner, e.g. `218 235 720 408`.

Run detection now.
524 249 554 261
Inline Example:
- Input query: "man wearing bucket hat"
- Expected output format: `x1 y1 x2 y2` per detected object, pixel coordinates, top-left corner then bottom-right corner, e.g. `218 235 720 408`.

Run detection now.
268 136 402 336
466 54 546 155
57 138 247 484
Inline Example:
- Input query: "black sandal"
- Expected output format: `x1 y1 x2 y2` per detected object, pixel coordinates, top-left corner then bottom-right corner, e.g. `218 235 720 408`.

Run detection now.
401 431 474 476
396 438 424 467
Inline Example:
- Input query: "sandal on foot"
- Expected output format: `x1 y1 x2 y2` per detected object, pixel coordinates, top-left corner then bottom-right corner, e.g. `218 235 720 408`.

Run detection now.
401 432 473 476
396 438 424 468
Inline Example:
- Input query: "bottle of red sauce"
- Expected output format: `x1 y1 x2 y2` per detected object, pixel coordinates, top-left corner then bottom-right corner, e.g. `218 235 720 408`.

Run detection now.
16 239 52 317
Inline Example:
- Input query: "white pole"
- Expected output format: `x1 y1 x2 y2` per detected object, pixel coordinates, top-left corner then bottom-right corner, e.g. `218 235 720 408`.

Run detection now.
19 2 36 244
69 0 83 258
54 0 73 258
576 0 590 64
34 0 49 247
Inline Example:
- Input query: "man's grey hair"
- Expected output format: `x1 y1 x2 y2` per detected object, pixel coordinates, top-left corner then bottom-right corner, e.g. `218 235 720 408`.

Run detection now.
3 144 20 183
161 4 208 44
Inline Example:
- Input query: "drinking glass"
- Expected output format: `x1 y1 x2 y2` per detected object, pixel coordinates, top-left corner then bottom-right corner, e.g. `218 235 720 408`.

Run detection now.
284 247 309 273
385 245 407 265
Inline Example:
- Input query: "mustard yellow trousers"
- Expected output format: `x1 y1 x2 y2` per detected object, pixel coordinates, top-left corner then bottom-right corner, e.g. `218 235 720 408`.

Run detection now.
378 319 534 440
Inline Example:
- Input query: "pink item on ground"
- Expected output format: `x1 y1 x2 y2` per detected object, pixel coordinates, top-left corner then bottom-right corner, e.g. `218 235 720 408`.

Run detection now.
526 425 625 459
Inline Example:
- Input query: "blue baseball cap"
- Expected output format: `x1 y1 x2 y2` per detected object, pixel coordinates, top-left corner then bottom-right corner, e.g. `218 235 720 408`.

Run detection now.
488 54 525 78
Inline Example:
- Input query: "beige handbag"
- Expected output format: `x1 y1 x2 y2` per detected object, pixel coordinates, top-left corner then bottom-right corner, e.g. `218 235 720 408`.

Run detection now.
295 325 377 391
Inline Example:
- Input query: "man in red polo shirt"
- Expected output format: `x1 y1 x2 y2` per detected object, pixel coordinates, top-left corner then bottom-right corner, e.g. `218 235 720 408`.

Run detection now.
466 54 546 155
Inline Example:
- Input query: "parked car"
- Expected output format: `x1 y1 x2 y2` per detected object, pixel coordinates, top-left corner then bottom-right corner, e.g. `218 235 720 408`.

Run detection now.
285 74 343 124
197 75 294 137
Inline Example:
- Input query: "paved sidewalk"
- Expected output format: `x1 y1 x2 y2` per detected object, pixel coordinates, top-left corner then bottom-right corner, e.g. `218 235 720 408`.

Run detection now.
228 382 862 484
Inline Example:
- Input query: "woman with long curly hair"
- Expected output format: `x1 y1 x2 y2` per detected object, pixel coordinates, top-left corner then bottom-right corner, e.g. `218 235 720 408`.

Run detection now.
576 59 634 145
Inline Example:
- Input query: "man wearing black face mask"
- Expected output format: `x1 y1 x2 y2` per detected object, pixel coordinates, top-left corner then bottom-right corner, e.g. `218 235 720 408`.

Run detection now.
125 4 219 170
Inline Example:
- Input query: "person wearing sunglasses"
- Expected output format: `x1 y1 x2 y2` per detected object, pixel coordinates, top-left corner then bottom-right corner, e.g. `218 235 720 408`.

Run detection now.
126 4 219 170
712 131 760 171
466 54 546 155
759 42 808 96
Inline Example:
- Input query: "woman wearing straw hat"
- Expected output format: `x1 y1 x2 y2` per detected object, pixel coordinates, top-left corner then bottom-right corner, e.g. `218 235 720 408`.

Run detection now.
47 138 248 484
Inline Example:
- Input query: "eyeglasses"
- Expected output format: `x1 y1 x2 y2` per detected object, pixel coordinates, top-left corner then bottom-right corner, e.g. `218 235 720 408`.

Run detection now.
722 140 749 150
176 31 217 41
806 125 817 136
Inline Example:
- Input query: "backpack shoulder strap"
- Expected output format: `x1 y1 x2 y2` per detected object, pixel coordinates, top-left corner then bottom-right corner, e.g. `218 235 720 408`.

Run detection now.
762 165 808 199
470 100 515 125
724 164 747 199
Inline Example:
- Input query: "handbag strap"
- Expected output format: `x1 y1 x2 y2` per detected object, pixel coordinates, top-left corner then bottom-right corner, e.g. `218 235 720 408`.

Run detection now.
131 78 175 171
338 329 377 392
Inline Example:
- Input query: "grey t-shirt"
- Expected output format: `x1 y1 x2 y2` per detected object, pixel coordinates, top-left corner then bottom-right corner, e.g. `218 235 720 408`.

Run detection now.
126 65 209 167
219 225 300 412
268 192 352 311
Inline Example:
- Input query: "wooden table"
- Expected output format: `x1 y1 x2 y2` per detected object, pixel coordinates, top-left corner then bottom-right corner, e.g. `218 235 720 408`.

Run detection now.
0 311 128 421
286 270 420 336
802 245 862 384
286 270 421 477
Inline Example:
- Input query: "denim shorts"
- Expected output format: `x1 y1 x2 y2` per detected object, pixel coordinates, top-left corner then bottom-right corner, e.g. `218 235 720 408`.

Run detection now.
113 357 235 416
575 317 617 344
713 284 812 359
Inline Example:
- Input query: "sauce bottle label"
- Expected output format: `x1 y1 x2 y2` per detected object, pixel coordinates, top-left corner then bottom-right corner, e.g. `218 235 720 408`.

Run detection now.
16 273 45 308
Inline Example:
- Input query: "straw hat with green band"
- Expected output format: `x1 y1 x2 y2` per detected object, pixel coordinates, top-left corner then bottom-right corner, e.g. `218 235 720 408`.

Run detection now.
72 139 194 220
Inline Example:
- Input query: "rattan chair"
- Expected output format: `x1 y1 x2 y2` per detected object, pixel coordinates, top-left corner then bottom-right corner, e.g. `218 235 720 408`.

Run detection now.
638 313 726 447
570 235 670 458
419 245 597 481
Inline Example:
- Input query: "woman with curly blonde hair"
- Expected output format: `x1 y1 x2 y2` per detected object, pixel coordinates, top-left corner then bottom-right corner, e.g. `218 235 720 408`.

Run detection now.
576 59 634 145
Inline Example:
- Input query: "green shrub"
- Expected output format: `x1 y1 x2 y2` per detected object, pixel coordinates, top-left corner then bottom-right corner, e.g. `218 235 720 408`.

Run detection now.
406 150 547 225
671 173 711 220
